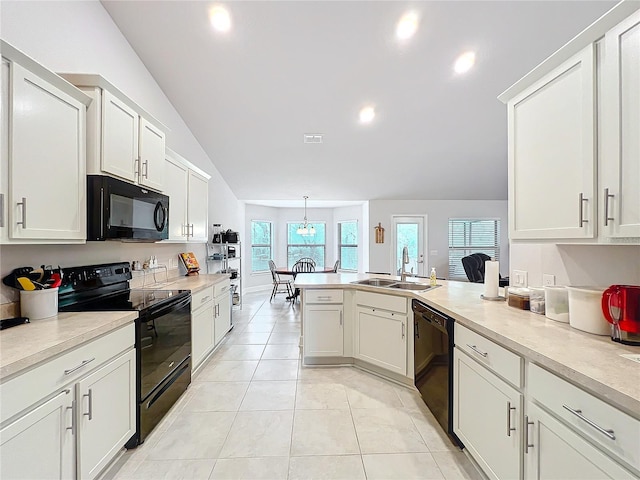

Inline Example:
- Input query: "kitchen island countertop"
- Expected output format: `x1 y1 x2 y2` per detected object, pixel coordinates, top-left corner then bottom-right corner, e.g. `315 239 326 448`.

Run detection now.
295 273 640 418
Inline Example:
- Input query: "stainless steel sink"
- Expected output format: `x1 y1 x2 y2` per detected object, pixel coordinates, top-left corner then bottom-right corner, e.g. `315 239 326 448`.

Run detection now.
352 278 398 287
388 282 433 291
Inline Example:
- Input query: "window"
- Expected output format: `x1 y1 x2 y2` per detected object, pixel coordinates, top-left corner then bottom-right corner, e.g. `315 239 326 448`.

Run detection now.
287 222 326 269
448 219 500 280
251 221 272 272
338 221 358 271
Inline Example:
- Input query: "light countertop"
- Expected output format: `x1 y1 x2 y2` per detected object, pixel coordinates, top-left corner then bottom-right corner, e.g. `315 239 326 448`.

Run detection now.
156 273 230 293
295 273 640 418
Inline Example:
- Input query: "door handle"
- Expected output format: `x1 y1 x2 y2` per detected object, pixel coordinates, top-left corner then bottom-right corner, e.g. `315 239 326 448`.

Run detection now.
66 399 75 435
524 415 534 454
143 160 149 178
562 404 615 440
83 388 93 421
190 224 194 236
134 157 140 176
579 193 589 227
466 344 488 358
340 311 343 327
506 401 516 436
64 358 95 375
16 197 26 228
401 322 405 339
0 193 4 227
603 188 614 226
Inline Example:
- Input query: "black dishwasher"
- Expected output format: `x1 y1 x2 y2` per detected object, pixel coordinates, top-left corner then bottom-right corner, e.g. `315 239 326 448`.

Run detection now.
412 299 462 447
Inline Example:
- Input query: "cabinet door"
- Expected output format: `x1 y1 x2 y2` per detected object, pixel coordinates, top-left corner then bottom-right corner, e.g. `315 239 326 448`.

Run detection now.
355 307 406 375
524 401 636 480
187 170 208 242
0 388 74 480
101 89 138 182
164 156 188 241
453 348 521 480
304 305 343 357
601 11 640 239
214 290 232 346
508 45 596 240
192 302 215 371
76 349 135 480
9 62 86 241
138 117 165 192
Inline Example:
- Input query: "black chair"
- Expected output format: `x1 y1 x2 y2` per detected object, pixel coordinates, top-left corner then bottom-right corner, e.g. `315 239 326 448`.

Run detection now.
461 253 509 286
292 259 316 273
332 260 340 272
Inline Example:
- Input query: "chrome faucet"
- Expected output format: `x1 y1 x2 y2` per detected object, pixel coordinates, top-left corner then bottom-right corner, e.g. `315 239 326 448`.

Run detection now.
401 246 410 282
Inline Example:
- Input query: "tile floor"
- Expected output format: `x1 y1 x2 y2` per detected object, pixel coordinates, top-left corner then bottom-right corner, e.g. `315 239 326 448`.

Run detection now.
107 292 483 480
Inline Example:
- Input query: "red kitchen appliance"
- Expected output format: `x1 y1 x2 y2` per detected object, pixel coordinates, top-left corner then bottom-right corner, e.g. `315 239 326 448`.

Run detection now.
601 285 640 346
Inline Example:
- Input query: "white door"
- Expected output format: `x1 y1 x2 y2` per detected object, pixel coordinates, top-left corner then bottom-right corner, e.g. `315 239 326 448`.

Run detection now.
191 302 215 371
392 216 426 276
453 348 521 480
0 389 74 480
138 118 165 192
101 89 138 182
304 305 343 357
524 401 636 480
187 170 209 242
164 156 188 241
76 349 136 480
601 11 640 239
508 45 596 240
355 307 407 375
10 62 86 241
214 290 232 346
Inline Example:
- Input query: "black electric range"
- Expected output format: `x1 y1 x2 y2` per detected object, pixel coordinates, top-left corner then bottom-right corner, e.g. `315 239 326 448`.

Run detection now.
59 262 192 448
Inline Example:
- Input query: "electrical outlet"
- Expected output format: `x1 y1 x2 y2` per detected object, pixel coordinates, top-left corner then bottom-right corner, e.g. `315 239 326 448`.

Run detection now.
543 274 556 286
512 270 528 287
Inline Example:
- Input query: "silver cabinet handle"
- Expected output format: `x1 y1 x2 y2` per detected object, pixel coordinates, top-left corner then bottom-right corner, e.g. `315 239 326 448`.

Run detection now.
142 160 149 178
506 401 516 437
579 193 589 227
562 404 615 440
190 224 194 236
0 193 4 227
16 197 26 228
66 399 75 435
134 157 140 176
401 322 405 339
83 388 93 420
64 357 95 375
316 296 332 301
525 415 534 453
201 295 210 304
466 344 488 358
604 188 614 226
340 311 343 326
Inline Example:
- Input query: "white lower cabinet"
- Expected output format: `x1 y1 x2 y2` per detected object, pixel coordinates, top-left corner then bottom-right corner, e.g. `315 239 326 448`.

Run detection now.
214 282 232 346
453 347 522 480
524 401 636 480
0 325 135 480
354 306 407 376
304 304 344 357
191 287 215 372
0 389 75 479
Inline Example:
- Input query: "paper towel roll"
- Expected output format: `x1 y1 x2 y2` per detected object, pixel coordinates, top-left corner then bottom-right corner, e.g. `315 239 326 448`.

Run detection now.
484 260 499 298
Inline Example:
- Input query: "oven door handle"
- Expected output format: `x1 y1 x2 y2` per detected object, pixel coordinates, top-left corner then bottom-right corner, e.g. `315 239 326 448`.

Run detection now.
144 294 192 319
145 360 190 410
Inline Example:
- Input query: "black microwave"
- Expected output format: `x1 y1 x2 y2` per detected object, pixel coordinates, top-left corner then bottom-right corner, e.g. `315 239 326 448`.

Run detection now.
87 175 169 241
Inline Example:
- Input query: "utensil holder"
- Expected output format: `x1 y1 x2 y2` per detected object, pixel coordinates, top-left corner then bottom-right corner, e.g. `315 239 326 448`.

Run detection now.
20 287 59 320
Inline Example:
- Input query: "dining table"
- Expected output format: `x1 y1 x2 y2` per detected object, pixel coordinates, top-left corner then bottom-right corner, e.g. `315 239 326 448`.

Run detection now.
274 266 336 300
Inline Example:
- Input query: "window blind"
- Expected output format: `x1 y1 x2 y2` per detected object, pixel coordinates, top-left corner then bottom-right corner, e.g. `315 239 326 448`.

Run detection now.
448 219 500 280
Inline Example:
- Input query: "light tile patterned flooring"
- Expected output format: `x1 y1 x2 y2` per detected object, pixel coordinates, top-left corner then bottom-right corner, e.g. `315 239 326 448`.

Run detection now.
108 292 482 480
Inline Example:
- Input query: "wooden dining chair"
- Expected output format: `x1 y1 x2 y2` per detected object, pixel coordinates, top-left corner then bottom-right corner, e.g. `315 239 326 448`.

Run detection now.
269 260 293 302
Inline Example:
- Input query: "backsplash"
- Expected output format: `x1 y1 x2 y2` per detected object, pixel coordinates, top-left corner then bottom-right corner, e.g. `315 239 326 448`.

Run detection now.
0 242 207 306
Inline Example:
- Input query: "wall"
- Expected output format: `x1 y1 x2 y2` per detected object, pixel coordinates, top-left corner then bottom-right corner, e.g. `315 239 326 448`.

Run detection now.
368 200 509 279
0 1 242 304
510 243 640 287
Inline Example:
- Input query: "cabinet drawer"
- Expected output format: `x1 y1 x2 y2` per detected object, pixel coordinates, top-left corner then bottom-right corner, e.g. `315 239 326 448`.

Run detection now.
355 291 406 313
454 324 522 388
191 286 214 310
1 323 134 424
214 280 231 299
528 363 640 473
306 289 343 304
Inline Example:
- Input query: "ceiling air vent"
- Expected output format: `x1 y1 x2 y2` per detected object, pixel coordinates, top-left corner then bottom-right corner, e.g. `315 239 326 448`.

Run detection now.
303 134 323 144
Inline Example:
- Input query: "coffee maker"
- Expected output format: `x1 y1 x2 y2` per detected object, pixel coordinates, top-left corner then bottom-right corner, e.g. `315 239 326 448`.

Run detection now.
602 285 640 346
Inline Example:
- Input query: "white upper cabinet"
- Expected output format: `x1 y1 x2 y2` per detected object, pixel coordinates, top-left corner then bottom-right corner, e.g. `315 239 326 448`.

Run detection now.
165 153 189 241
188 170 209 242
60 74 167 192
499 4 640 243
507 45 596 240
600 11 640 239
1 41 90 244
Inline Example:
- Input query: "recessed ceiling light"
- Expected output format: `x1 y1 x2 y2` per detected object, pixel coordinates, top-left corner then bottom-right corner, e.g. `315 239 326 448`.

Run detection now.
396 11 419 40
359 106 375 124
209 5 231 33
454 51 476 74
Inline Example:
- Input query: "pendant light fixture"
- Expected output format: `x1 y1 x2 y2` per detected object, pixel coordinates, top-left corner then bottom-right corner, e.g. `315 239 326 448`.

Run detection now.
296 196 316 236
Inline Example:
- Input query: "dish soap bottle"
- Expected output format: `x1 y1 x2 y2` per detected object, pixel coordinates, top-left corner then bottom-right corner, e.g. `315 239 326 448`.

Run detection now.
430 267 437 286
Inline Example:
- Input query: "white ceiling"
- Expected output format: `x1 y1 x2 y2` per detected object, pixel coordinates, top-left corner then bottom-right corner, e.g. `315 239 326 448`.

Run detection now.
102 0 614 203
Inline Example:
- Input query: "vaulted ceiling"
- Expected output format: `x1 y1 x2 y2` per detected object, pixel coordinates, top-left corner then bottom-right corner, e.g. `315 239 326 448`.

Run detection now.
102 0 614 202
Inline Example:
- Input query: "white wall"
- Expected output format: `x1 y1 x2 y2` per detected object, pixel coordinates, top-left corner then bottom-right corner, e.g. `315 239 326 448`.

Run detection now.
510 243 640 287
368 200 509 279
0 0 241 303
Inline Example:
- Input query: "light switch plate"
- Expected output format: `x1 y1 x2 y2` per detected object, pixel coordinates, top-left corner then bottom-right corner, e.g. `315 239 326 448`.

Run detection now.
513 270 528 287
543 274 556 286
